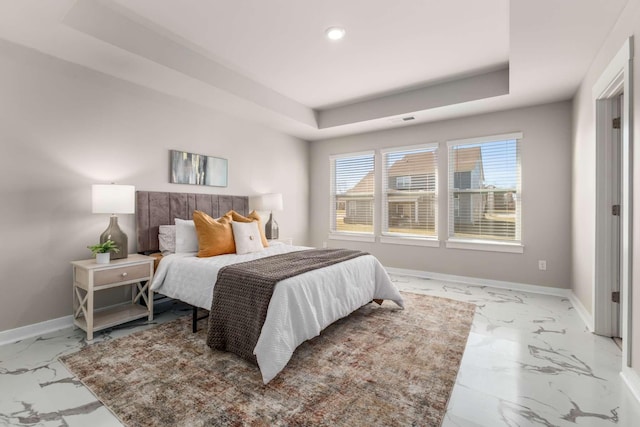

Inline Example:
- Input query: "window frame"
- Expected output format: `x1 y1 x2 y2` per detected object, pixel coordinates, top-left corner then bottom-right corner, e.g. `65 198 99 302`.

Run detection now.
445 132 524 253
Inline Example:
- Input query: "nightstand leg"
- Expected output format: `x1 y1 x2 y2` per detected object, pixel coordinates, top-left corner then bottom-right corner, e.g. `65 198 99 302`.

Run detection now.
149 288 154 322
72 285 77 324
86 288 94 341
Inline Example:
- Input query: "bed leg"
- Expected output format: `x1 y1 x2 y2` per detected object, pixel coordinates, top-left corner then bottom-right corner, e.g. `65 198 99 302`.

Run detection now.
192 306 198 333
191 306 210 333
373 299 384 305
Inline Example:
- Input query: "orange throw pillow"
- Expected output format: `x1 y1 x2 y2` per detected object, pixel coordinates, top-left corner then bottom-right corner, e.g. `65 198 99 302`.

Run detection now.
193 211 235 257
225 210 269 248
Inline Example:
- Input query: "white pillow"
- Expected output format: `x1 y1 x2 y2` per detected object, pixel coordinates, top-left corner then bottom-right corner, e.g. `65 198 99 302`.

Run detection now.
231 221 264 255
158 225 176 255
175 219 199 253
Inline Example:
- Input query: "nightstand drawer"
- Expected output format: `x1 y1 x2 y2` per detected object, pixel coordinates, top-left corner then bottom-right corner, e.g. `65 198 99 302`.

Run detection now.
93 264 150 286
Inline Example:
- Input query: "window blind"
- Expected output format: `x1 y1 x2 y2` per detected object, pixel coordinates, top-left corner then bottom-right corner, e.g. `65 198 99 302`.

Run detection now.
381 144 438 238
330 151 375 234
447 133 522 243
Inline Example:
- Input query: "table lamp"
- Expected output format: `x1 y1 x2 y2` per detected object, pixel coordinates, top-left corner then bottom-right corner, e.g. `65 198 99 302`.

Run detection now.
255 193 283 240
92 184 135 259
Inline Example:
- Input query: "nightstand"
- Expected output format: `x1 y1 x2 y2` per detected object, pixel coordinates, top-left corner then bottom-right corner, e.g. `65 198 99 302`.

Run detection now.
71 254 154 341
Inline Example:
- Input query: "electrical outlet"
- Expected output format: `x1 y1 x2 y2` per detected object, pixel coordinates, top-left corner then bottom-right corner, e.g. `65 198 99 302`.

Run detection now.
538 260 547 271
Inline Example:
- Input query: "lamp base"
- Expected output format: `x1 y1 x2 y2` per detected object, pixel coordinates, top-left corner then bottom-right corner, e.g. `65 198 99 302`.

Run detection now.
100 215 128 259
265 212 279 240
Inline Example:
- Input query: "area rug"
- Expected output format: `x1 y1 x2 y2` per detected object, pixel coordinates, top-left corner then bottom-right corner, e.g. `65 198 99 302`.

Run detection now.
60 292 475 427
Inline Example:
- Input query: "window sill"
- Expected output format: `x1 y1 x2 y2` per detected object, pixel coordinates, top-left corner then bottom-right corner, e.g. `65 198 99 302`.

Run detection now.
328 233 375 243
445 239 524 253
380 236 440 247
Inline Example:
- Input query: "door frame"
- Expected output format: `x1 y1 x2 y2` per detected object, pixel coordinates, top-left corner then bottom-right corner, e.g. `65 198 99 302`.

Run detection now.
593 37 633 368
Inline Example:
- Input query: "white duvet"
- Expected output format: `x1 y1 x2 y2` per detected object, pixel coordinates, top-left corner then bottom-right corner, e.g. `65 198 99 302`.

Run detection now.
150 243 404 384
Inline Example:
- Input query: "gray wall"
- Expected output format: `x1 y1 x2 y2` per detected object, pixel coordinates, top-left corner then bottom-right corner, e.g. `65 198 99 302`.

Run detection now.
0 40 309 332
310 101 572 288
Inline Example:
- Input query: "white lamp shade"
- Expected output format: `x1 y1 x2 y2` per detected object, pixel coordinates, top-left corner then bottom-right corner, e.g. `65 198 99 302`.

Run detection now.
92 184 135 214
254 193 283 211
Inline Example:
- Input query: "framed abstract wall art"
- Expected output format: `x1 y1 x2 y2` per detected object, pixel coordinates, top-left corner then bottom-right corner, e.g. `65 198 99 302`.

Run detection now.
170 150 228 187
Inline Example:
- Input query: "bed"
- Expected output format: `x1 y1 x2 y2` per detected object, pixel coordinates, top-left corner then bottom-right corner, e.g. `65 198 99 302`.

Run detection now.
137 191 404 384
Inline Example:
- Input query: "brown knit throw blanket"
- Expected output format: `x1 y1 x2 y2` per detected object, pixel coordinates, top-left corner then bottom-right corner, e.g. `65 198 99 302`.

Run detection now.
206 248 368 364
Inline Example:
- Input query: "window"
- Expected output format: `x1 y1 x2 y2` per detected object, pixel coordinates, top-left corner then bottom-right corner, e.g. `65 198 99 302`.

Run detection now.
454 171 471 189
381 144 438 239
330 151 375 237
395 176 412 190
447 133 522 248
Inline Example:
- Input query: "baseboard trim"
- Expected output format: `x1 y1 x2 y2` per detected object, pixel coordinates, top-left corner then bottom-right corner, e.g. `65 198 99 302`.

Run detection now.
567 291 594 332
385 267 572 298
621 366 640 406
0 270 598 349
0 315 73 347
385 266 596 330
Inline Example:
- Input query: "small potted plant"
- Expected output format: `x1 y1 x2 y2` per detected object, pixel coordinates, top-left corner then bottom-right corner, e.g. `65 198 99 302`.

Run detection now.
88 240 120 264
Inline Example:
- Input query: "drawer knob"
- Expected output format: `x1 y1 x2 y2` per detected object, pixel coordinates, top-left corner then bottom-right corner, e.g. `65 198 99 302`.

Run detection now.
121 272 128 277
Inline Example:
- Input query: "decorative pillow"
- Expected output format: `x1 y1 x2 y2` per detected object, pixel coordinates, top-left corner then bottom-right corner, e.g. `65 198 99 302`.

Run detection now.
193 211 235 257
225 210 269 248
158 225 176 256
231 221 265 255
175 219 199 253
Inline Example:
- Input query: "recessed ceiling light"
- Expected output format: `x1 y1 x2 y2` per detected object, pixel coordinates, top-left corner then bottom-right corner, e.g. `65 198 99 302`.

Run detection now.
325 26 346 41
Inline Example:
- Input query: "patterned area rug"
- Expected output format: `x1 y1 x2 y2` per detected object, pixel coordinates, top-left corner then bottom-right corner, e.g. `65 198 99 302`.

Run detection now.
60 293 475 427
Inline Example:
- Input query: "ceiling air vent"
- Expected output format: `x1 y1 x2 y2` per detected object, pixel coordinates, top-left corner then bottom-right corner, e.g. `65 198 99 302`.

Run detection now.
388 116 417 124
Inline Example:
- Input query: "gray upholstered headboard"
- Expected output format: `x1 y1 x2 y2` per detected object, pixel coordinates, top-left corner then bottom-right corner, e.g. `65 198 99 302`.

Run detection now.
136 191 249 254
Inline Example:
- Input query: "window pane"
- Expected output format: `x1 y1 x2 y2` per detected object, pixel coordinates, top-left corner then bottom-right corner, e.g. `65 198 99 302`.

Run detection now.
448 137 520 242
382 145 438 238
331 153 374 234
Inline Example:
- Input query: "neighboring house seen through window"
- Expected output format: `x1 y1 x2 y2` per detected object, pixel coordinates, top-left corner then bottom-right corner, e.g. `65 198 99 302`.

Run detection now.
330 151 375 237
381 144 438 239
447 132 522 247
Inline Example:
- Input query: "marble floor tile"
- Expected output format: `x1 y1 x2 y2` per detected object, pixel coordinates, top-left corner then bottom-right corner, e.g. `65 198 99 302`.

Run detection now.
0 301 190 427
391 275 640 426
1 277 639 426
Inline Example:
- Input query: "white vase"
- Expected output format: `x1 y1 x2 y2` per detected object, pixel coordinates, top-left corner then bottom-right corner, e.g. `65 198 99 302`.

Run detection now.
95 253 110 264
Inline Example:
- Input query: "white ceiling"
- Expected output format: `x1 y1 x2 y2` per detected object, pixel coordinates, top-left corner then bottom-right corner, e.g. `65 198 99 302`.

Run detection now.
0 0 630 140
110 0 510 109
